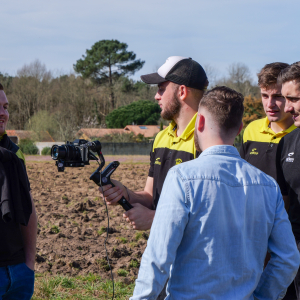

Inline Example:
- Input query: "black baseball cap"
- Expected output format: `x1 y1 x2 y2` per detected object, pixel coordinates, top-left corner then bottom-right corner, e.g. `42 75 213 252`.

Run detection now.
141 56 208 90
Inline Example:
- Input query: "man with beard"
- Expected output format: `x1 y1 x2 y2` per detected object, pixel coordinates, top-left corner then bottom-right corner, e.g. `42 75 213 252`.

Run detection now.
100 56 208 231
130 86 300 300
276 62 300 299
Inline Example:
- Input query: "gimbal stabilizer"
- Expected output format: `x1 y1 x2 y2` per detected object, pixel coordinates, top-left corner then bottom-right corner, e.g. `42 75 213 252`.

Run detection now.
90 152 133 211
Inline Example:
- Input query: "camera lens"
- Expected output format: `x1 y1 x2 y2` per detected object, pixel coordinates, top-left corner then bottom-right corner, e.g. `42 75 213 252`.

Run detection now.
51 145 67 160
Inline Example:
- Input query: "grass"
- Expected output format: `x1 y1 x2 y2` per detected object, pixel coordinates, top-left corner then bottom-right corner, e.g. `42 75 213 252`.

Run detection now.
97 226 106 235
118 237 128 244
129 260 139 268
51 225 60 234
117 269 128 277
32 273 135 299
134 231 149 241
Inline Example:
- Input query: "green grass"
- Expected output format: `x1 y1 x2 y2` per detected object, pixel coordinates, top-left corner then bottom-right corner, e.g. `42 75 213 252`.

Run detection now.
97 226 106 235
117 269 128 277
129 260 139 268
51 225 60 234
118 237 128 244
32 273 135 299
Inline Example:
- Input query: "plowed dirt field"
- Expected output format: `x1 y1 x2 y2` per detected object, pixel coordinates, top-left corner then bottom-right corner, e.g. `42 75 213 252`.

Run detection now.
28 157 150 284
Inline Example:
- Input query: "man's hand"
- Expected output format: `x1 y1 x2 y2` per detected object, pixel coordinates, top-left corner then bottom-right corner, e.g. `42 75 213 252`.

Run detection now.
123 203 155 231
99 179 128 205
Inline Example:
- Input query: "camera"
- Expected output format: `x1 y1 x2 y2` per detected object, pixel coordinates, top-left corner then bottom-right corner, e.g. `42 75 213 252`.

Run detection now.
51 139 101 172
51 139 133 211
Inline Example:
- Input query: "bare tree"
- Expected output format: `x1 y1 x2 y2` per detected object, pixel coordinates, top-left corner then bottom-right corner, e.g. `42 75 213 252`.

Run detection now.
17 59 52 82
216 63 259 97
203 63 219 88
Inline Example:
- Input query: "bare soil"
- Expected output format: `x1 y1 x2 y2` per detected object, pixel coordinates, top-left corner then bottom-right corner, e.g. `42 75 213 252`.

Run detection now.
28 159 150 284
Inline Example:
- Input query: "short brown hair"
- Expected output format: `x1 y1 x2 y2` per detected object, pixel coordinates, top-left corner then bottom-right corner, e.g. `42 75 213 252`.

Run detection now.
257 62 289 88
0 83 3 91
172 83 205 105
199 86 244 132
278 62 300 85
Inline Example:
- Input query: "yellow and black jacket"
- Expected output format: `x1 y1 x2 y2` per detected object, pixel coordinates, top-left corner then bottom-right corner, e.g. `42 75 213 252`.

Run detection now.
240 117 296 180
149 113 198 208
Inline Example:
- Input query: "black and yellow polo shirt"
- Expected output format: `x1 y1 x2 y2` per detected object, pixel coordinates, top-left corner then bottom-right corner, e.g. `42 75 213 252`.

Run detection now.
149 113 198 208
240 117 296 180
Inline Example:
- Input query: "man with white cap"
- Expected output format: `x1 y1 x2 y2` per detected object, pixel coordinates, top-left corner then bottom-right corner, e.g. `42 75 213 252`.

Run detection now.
100 56 208 231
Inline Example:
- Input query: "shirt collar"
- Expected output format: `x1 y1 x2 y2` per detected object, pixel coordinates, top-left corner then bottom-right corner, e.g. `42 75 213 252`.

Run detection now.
167 113 197 141
200 145 240 157
260 116 297 135
0 131 6 141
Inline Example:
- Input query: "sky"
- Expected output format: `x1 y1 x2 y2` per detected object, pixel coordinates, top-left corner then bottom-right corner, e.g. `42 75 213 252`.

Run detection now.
1 0 300 83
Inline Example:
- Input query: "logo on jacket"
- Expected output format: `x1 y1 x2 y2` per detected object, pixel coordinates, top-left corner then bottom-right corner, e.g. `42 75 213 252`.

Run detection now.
155 158 161 165
286 152 294 162
250 148 258 155
175 158 182 165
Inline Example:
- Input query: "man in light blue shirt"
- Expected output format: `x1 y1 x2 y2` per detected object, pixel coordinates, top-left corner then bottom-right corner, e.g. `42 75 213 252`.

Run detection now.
131 86 300 300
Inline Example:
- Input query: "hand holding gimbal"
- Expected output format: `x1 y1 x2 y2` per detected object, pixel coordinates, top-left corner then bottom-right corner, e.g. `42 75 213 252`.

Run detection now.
90 161 133 211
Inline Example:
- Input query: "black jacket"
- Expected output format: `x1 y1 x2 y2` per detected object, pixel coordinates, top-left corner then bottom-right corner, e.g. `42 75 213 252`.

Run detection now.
0 136 31 225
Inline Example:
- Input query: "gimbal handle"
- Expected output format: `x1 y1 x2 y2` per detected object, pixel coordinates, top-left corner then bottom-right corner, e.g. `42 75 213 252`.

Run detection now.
90 161 133 211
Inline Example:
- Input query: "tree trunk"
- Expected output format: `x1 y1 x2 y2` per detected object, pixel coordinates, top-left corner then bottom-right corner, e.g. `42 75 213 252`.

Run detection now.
109 87 115 110
108 59 115 109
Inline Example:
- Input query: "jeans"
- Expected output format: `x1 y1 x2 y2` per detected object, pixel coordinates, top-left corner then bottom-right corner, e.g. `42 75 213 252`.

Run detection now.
0 263 35 300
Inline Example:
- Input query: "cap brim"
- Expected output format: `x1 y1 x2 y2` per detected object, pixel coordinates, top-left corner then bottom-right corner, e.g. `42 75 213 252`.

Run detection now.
141 73 167 84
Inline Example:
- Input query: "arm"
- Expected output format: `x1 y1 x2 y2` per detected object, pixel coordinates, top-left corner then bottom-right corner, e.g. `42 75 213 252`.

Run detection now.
100 176 153 208
130 169 189 300
20 192 37 271
101 141 155 208
101 177 155 230
254 191 300 299
123 177 155 230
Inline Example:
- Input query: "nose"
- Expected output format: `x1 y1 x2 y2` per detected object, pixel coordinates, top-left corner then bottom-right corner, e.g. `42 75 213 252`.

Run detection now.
267 96 276 108
154 92 160 101
284 99 293 113
0 106 6 116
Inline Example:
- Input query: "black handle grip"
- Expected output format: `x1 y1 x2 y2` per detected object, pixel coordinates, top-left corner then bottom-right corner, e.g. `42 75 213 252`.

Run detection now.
90 161 133 211
118 197 133 211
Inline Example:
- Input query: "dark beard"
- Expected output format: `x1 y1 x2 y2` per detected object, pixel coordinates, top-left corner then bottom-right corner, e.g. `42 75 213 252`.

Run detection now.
194 129 201 152
161 92 181 120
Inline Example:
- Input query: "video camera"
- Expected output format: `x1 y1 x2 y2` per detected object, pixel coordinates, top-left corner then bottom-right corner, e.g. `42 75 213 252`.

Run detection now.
51 139 101 172
51 139 133 211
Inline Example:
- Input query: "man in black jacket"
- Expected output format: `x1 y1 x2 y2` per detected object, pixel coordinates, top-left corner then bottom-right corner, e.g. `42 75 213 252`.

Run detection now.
0 83 37 299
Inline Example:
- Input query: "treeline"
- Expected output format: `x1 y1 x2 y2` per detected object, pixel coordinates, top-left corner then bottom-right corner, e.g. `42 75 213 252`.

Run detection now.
1 60 157 141
1 53 265 142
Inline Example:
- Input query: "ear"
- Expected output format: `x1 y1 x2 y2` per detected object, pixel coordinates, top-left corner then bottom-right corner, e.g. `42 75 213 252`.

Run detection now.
197 113 205 132
237 122 243 136
178 85 188 101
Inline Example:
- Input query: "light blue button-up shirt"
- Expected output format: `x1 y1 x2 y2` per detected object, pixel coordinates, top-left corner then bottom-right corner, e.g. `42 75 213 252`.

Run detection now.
131 145 300 300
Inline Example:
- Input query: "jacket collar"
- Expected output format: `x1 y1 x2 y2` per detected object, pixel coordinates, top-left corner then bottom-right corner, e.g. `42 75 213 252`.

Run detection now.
168 113 197 141
200 145 240 157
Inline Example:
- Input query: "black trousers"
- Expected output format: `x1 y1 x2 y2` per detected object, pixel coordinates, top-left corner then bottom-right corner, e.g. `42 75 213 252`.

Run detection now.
157 280 168 300
283 241 300 300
